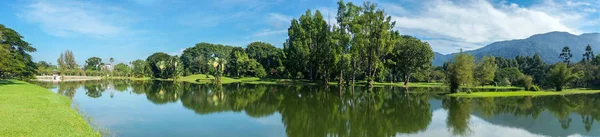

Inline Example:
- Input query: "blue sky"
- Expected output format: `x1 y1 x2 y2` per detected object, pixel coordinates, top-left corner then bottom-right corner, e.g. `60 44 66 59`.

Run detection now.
1 0 598 65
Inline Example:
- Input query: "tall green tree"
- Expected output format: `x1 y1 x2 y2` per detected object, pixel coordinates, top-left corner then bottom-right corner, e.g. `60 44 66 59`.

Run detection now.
337 1 363 86
358 2 395 86
387 35 434 86
475 56 498 86
84 57 103 71
547 63 582 91
446 51 475 93
559 46 573 65
334 0 359 86
283 10 329 81
530 54 547 85
283 18 309 79
57 50 78 70
582 44 594 62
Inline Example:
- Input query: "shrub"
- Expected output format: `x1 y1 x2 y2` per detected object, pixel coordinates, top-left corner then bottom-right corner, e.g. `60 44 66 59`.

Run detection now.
529 85 541 91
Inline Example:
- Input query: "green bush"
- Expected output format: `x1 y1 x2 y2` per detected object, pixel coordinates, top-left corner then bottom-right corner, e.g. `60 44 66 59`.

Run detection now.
529 85 541 91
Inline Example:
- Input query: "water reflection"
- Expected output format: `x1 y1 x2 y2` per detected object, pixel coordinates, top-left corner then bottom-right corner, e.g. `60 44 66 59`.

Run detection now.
34 80 600 137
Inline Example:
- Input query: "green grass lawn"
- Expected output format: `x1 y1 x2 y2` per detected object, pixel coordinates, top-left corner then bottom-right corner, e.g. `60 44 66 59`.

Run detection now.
0 80 99 137
448 89 600 97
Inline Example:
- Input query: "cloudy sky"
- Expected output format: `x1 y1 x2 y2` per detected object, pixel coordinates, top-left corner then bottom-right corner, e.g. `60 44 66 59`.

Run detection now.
1 0 598 65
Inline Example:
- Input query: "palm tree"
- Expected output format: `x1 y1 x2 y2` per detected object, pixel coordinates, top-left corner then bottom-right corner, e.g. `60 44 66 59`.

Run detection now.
208 57 227 83
548 63 582 91
156 61 166 79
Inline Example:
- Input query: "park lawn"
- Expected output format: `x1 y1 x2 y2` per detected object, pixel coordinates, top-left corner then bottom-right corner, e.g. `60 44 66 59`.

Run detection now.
0 80 99 137
448 89 600 97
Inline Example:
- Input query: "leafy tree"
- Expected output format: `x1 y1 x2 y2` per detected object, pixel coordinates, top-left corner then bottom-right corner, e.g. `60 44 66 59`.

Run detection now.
246 42 284 77
113 63 131 77
357 2 395 86
146 52 181 79
0 24 36 79
130 59 148 78
547 63 582 91
109 57 114 65
337 1 363 86
228 47 266 78
474 56 498 86
283 18 309 79
283 10 330 81
559 46 573 65
387 35 434 86
495 57 518 68
35 61 55 75
208 57 227 83
84 57 103 71
529 54 547 85
519 75 533 90
429 70 446 83
180 42 235 74
494 67 524 86
572 61 599 88
446 51 475 93
57 50 78 70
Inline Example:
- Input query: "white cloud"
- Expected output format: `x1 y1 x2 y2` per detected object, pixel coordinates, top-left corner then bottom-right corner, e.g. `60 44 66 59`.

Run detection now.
18 0 135 38
387 0 599 54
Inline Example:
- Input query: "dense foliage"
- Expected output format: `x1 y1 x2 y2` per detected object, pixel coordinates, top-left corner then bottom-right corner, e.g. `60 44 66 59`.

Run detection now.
0 24 37 79
146 52 182 79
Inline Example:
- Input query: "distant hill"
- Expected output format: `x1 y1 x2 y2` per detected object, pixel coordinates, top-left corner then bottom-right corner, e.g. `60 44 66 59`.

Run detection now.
433 32 600 66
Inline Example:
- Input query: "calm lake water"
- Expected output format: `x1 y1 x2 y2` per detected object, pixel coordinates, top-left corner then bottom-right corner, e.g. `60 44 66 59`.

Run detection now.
33 80 600 137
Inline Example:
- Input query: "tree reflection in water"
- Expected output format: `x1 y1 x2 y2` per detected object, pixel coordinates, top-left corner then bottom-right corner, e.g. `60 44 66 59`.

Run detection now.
46 80 600 137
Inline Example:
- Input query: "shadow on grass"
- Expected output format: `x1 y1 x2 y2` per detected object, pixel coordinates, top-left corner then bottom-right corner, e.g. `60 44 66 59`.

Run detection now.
0 79 24 86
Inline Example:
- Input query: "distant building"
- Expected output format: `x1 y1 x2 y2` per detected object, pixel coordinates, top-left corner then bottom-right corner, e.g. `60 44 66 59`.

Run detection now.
52 69 61 81
101 64 113 72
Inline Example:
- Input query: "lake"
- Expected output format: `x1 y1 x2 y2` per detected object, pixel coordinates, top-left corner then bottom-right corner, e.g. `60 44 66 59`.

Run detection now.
33 80 600 137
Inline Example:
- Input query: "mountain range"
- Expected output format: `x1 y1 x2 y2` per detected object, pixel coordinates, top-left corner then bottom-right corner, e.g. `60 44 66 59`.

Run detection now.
433 32 600 66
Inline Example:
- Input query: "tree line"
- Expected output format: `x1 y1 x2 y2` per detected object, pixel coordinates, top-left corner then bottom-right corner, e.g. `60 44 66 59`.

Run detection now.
444 44 598 92
162 1 435 86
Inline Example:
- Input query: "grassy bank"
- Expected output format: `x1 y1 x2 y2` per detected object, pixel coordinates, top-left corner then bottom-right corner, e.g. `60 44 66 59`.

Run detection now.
448 89 600 97
114 74 522 90
0 80 99 137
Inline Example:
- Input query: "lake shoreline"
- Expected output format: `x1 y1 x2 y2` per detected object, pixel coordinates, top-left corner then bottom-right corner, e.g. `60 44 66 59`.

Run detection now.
102 75 600 97
448 89 600 97
0 80 99 136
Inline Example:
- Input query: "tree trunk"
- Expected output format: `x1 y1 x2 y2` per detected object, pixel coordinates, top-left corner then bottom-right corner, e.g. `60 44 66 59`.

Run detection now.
323 68 328 85
404 72 411 86
450 82 459 93
351 59 356 86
